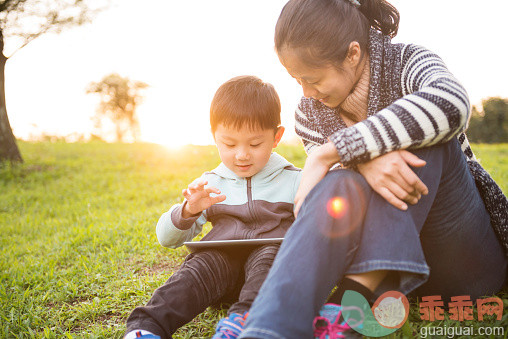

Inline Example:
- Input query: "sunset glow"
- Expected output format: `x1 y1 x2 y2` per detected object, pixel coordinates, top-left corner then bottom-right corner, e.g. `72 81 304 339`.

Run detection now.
5 0 508 147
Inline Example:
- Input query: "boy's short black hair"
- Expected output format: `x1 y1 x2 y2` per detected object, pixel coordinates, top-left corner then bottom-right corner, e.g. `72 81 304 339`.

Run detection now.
210 75 281 133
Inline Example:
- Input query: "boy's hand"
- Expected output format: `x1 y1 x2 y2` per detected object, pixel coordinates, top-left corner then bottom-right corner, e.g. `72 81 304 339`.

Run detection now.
181 179 226 218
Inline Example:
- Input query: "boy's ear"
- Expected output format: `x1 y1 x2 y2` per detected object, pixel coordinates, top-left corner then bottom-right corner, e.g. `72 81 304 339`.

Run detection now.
272 126 285 148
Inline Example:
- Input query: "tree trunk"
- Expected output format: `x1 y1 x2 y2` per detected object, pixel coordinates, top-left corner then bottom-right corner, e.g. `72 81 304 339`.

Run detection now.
0 30 23 163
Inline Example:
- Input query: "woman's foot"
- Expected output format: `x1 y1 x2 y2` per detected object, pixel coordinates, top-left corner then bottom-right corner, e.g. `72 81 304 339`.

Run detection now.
313 303 362 339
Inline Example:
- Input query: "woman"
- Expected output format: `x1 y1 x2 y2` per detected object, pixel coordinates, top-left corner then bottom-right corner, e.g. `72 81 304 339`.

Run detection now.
239 0 507 338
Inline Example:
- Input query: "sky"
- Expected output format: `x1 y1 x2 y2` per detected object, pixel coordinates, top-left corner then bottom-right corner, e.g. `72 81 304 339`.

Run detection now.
5 0 508 147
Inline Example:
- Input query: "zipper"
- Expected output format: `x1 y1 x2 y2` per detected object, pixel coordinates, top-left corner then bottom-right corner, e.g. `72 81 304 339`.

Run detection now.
246 177 259 238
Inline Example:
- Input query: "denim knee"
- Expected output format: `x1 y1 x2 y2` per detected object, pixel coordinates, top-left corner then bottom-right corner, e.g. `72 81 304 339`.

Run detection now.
307 169 372 214
297 169 372 242
318 169 370 195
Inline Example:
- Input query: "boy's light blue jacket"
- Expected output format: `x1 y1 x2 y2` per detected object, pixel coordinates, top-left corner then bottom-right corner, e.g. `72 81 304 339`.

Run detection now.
156 152 302 248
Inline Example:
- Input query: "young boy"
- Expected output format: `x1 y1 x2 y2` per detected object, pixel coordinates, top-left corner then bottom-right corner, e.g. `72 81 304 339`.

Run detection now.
124 75 301 339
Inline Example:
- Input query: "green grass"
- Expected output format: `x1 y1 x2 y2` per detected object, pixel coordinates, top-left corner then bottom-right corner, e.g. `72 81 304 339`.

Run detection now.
0 141 507 338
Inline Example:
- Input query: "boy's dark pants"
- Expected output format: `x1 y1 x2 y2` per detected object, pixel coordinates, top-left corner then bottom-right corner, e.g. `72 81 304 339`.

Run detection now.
125 244 280 339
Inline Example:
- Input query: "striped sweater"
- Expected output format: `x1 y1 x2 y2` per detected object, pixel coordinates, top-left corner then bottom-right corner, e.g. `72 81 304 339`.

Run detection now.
295 29 508 255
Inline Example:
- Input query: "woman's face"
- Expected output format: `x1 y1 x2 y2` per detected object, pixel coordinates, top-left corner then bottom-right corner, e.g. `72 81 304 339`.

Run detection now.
278 46 362 108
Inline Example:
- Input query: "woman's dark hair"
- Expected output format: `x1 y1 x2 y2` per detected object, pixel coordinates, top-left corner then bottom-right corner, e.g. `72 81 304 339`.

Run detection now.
275 0 399 68
210 75 281 133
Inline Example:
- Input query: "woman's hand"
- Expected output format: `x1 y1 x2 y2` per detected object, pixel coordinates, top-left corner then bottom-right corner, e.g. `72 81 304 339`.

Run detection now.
356 150 428 210
294 142 339 217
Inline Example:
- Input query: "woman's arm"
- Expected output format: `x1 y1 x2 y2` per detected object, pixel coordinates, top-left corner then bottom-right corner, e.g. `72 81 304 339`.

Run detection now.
330 44 470 167
293 142 338 216
295 104 327 155
294 107 427 212
295 117 429 211
293 141 429 214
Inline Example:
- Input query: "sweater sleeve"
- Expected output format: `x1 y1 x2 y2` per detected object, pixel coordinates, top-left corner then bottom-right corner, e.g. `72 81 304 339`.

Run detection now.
295 104 327 155
329 44 470 166
156 201 207 248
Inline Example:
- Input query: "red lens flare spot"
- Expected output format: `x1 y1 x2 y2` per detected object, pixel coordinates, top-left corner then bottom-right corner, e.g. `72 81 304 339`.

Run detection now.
327 197 347 219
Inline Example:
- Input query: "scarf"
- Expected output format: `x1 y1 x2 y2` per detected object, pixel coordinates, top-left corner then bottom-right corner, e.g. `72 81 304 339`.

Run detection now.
339 55 370 126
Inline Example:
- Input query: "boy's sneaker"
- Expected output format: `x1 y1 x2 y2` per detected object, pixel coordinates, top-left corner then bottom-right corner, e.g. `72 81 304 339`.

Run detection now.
124 330 161 339
212 311 249 339
313 303 362 339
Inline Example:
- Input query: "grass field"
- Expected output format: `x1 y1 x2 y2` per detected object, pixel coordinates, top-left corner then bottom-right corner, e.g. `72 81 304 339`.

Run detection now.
1 141 507 338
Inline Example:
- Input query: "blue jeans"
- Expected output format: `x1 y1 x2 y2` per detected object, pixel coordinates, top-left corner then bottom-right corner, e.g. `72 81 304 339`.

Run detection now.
239 140 507 339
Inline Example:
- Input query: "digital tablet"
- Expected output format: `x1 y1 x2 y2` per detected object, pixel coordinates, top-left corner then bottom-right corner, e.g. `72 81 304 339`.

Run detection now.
184 238 284 253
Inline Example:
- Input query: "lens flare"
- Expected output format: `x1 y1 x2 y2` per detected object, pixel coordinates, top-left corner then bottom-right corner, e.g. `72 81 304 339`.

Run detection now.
327 197 347 219
319 179 367 239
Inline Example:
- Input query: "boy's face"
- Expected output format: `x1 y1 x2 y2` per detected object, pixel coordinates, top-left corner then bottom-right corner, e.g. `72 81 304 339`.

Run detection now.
214 123 284 178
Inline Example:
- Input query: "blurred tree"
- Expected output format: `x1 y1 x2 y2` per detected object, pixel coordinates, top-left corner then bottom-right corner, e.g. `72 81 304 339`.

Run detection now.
0 0 105 162
467 97 508 143
86 73 148 142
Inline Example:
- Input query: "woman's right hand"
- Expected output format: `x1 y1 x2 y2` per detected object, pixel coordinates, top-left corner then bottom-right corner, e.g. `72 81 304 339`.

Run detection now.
356 150 428 210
